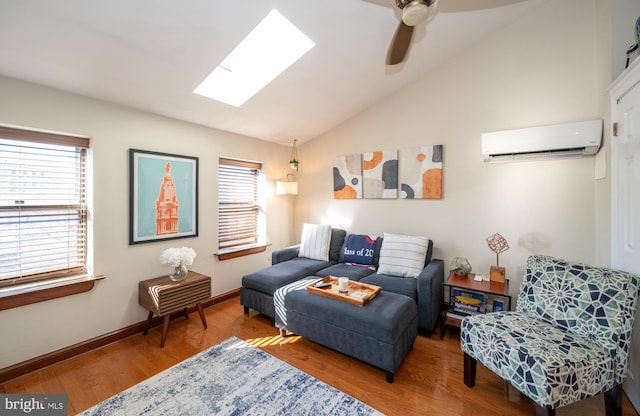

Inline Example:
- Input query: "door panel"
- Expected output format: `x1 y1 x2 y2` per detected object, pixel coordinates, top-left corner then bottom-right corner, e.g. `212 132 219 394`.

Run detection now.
614 77 640 413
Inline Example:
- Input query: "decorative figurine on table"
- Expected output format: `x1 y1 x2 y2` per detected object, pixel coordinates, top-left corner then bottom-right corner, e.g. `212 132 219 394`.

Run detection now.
450 257 472 277
486 233 509 282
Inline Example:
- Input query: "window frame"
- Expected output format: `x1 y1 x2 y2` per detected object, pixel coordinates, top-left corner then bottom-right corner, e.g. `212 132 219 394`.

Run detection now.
0 125 101 310
216 157 267 260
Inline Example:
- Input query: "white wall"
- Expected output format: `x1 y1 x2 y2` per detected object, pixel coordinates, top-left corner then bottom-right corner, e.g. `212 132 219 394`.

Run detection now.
612 0 640 81
0 76 293 368
298 0 601 299
594 0 613 267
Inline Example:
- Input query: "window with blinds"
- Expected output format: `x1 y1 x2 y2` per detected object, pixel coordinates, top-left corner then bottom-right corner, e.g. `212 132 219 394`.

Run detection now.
0 126 89 286
218 158 262 250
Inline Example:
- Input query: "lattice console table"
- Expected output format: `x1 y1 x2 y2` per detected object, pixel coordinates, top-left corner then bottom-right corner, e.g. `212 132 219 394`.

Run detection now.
138 271 211 347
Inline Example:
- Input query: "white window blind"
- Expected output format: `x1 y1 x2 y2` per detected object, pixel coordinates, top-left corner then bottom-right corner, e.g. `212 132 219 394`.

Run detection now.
218 158 262 250
0 126 89 285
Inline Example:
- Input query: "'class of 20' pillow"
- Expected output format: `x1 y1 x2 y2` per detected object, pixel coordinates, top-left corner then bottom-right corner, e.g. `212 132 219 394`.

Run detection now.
341 234 378 269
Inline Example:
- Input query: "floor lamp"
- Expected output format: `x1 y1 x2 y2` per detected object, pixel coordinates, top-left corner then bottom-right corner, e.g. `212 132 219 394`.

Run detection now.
276 174 298 245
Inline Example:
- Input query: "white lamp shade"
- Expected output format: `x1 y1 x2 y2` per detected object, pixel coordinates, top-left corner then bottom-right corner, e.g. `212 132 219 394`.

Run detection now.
276 180 298 195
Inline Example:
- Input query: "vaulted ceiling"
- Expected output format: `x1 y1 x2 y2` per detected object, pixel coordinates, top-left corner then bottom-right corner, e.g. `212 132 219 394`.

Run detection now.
0 0 547 144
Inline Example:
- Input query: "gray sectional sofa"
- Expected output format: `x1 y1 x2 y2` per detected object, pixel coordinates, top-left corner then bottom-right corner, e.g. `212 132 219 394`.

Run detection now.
240 228 445 337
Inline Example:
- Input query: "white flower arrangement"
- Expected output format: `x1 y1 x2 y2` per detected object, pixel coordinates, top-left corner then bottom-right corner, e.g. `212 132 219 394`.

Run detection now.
160 247 197 268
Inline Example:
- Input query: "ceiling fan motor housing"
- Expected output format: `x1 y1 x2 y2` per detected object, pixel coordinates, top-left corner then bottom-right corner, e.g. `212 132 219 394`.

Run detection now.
399 0 433 27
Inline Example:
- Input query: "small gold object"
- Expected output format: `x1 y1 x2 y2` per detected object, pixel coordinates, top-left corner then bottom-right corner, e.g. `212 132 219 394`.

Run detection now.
486 233 509 282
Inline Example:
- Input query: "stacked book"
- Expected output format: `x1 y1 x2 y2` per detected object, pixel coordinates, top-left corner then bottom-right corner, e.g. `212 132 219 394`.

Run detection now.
447 289 485 320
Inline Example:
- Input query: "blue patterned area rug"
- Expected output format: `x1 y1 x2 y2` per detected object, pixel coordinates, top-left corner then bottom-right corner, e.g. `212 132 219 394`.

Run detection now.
79 336 384 415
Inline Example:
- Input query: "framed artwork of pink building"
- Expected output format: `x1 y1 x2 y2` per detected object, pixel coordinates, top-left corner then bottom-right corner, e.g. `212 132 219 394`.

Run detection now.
129 149 198 244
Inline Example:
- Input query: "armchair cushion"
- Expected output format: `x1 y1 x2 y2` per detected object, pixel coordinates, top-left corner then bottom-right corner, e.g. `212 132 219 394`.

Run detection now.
461 311 614 409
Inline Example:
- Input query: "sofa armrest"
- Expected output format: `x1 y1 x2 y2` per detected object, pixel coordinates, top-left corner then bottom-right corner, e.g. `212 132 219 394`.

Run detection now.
272 245 301 265
416 259 445 337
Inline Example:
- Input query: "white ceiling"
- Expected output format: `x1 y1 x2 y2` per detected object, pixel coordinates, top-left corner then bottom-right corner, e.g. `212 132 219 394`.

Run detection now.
0 0 547 145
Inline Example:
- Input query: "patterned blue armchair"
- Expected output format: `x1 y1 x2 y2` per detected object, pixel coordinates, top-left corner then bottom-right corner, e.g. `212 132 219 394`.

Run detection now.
460 255 640 416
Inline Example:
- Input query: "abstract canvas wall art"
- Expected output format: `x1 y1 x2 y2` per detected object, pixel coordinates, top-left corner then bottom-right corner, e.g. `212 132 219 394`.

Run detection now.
333 154 362 199
400 145 443 199
362 149 398 199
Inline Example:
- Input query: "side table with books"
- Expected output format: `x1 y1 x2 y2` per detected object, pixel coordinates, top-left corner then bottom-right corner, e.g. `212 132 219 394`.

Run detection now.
440 272 511 339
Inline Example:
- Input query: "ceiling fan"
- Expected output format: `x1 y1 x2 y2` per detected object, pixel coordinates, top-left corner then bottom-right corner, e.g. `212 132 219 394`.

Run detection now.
386 0 436 65
383 0 525 65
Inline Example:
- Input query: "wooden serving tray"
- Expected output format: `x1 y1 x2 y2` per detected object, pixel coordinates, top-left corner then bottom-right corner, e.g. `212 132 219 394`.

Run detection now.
306 276 381 306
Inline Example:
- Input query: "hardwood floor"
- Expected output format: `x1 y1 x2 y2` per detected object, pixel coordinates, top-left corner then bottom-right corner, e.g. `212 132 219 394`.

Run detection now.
1 297 638 416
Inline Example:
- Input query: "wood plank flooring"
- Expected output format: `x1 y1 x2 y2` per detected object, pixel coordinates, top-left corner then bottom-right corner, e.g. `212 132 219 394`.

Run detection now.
1 297 638 416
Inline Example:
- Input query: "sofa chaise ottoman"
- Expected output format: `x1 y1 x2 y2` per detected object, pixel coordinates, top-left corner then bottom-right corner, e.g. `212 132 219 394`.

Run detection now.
240 228 346 322
241 224 444 337
284 288 417 383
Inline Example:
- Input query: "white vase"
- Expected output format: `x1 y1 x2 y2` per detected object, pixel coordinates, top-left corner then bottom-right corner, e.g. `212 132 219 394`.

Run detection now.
169 264 188 281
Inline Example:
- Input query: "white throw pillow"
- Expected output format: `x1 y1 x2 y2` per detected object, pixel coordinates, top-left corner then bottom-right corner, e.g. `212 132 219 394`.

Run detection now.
377 233 429 278
298 223 332 261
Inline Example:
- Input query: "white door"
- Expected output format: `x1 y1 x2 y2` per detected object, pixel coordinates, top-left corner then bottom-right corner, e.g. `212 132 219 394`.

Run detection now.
611 59 640 413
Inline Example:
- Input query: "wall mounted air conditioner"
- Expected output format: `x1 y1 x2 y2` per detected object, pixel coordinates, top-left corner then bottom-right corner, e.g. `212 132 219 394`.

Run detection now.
481 120 602 163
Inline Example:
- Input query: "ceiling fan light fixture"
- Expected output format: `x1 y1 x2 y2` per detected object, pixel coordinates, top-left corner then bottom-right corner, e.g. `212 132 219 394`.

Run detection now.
402 1 430 27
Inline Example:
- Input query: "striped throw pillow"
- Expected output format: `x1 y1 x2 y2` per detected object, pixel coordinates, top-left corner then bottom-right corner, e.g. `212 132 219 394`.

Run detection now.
298 223 331 261
377 233 429 278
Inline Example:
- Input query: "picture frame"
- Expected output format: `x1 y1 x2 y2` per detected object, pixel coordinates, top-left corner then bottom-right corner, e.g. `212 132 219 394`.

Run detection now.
399 145 443 199
333 153 362 199
362 149 397 199
129 149 199 244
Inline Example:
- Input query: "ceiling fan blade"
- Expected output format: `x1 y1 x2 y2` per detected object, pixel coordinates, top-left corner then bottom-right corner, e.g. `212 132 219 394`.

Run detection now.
386 21 414 65
436 0 525 14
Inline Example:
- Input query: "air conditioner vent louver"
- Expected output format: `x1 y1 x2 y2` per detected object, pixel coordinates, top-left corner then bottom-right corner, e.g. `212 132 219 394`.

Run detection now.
481 120 602 163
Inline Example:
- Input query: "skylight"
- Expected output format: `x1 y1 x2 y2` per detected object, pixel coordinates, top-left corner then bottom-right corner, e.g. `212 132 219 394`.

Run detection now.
194 9 315 107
